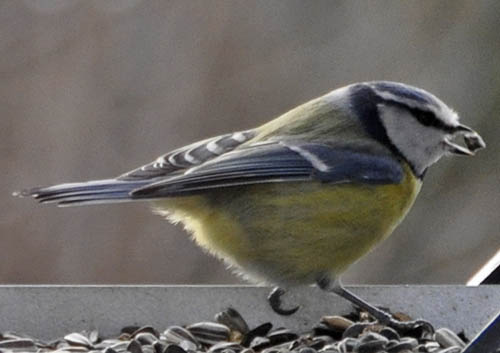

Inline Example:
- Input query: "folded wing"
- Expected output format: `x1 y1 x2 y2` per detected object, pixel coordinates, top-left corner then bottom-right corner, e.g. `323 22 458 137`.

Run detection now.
131 141 404 198
19 136 403 206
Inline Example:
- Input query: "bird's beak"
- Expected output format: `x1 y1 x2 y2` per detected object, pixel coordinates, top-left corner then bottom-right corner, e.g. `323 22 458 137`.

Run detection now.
444 124 486 156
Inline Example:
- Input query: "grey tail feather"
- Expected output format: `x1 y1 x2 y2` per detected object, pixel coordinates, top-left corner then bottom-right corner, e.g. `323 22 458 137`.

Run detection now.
14 179 154 207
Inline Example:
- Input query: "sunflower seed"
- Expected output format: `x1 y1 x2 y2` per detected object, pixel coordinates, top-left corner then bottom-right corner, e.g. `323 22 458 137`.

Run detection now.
0 338 36 349
424 341 440 351
1 332 32 340
89 330 99 344
152 340 167 353
386 338 417 353
135 333 158 345
250 336 271 350
312 324 343 340
207 341 244 353
321 317 353 332
309 335 334 350
187 322 230 346
163 326 199 347
132 327 160 339
379 327 400 341
127 339 143 353
341 323 372 339
267 329 298 345
179 339 198 352
241 323 273 347
434 328 465 348
64 332 93 348
215 308 249 334
354 332 389 353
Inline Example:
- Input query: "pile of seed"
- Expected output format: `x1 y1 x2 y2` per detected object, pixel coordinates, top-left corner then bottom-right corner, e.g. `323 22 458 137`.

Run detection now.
0 307 467 353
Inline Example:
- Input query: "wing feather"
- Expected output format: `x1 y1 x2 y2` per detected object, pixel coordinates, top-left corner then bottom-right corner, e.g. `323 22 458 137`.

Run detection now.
119 130 256 180
131 142 403 198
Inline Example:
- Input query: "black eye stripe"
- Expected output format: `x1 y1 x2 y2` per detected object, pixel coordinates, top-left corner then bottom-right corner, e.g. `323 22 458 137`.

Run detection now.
385 100 456 133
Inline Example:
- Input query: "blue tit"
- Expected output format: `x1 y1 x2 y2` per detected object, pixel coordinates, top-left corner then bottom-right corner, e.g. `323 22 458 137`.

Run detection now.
16 81 485 329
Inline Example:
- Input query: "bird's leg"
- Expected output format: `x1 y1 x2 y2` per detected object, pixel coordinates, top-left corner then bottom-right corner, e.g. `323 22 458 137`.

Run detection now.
267 287 300 316
317 277 434 334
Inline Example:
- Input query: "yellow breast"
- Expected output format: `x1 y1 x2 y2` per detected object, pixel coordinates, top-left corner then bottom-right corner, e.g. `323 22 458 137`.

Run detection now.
154 163 421 285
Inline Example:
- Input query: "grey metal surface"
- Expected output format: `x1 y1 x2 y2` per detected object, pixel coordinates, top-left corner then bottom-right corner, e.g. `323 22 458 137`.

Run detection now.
0 285 498 341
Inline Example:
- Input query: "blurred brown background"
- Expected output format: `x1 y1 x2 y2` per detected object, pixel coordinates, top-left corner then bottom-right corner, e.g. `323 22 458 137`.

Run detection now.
1 0 499 285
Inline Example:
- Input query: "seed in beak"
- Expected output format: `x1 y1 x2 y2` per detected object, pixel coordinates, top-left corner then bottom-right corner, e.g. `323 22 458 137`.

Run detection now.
463 132 486 152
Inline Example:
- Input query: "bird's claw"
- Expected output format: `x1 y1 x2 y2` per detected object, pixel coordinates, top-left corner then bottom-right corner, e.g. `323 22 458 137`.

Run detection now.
385 317 434 335
267 287 300 316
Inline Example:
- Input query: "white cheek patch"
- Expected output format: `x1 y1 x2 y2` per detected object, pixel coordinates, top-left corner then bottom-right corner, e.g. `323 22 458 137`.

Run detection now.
378 104 447 175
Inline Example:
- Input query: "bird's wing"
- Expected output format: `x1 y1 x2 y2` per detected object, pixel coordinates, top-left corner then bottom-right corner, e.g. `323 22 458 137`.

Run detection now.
131 141 404 198
118 130 257 180
22 138 403 206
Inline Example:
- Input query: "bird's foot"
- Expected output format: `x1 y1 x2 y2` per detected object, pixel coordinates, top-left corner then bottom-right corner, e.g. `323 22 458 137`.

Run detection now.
319 277 434 335
372 309 434 334
267 287 300 316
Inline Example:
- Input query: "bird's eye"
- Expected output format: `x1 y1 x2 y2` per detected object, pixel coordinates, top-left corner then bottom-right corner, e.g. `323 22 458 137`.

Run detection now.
413 109 457 133
415 110 435 127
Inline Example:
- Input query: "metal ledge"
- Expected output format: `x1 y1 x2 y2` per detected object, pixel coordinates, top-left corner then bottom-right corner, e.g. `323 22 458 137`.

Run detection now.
0 285 498 340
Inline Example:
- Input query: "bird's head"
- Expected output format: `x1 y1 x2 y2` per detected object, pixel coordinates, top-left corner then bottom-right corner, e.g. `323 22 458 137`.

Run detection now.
349 81 485 177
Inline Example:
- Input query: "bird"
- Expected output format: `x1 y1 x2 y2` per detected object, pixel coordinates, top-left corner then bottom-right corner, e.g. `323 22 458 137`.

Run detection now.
16 81 485 330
